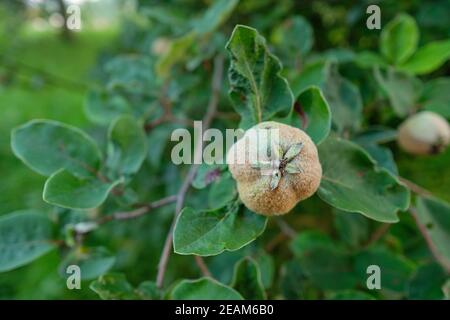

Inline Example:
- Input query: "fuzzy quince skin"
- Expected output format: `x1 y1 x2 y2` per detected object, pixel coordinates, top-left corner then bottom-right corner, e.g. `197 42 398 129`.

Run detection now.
227 121 322 216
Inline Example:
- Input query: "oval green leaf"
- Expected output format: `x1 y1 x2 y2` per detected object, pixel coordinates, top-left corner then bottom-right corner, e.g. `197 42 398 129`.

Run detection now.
59 247 116 281
400 40 450 75
231 257 266 300
170 278 243 300
323 64 362 134
380 14 419 65
43 170 122 209
292 86 331 145
173 205 267 256
0 210 55 272
318 137 410 223
11 119 102 177
107 115 147 176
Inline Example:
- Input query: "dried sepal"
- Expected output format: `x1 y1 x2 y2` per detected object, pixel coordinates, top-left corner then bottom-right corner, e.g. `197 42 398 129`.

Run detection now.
285 162 304 174
270 170 281 190
284 142 304 162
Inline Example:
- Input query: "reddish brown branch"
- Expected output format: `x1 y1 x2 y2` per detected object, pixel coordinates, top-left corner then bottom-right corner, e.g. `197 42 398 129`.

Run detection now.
275 217 297 239
93 195 177 227
398 177 434 197
195 256 212 278
410 208 450 274
156 55 224 289
363 223 391 248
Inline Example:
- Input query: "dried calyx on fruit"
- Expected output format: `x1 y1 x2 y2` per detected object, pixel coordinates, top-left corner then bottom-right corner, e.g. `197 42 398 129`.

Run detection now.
397 111 450 155
227 121 322 216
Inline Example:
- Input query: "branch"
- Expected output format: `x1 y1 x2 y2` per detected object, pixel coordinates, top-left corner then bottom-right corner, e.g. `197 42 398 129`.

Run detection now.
275 217 297 239
97 195 178 225
156 55 224 289
363 223 391 249
399 177 434 197
144 84 192 132
195 256 212 278
410 208 450 274
265 232 289 252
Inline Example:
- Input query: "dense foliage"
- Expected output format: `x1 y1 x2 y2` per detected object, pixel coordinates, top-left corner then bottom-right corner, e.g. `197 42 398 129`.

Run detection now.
1 0 450 300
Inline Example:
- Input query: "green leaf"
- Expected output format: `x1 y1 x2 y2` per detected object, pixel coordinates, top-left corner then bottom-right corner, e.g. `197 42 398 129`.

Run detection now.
380 14 419 65
327 290 375 300
253 252 275 289
291 232 357 290
90 274 160 300
354 51 387 69
156 32 196 78
208 173 237 210
192 0 239 35
353 127 399 175
226 25 294 128
334 210 370 249
231 257 266 299
105 55 159 96
374 67 422 117
90 273 137 300
59 247 115 281
358 143 398 176
84 91 132 125
290 230 335 257
293 86 331 144
280 259 312 299
353 127 398 145
323 64 362 134
290 62 328 97
11 120 102 177
192 163 226 189
407 263 448 299
421 78 450 118
43 170 121 209
271 15 314 56
147 124 179 168
0 210 55 272
400 40 450 75
170 278 243 300
136 281 160 300
416 196 450 265
107 115 147 176
312 48 355 64
318 137 410 223
354 248 416 294
173 205 267 256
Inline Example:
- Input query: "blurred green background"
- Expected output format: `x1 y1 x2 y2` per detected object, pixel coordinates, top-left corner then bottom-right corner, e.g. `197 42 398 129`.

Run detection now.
0 0 449 299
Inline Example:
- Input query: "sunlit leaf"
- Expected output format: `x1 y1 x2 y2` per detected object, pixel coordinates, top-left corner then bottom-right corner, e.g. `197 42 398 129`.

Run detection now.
380 14 419 65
